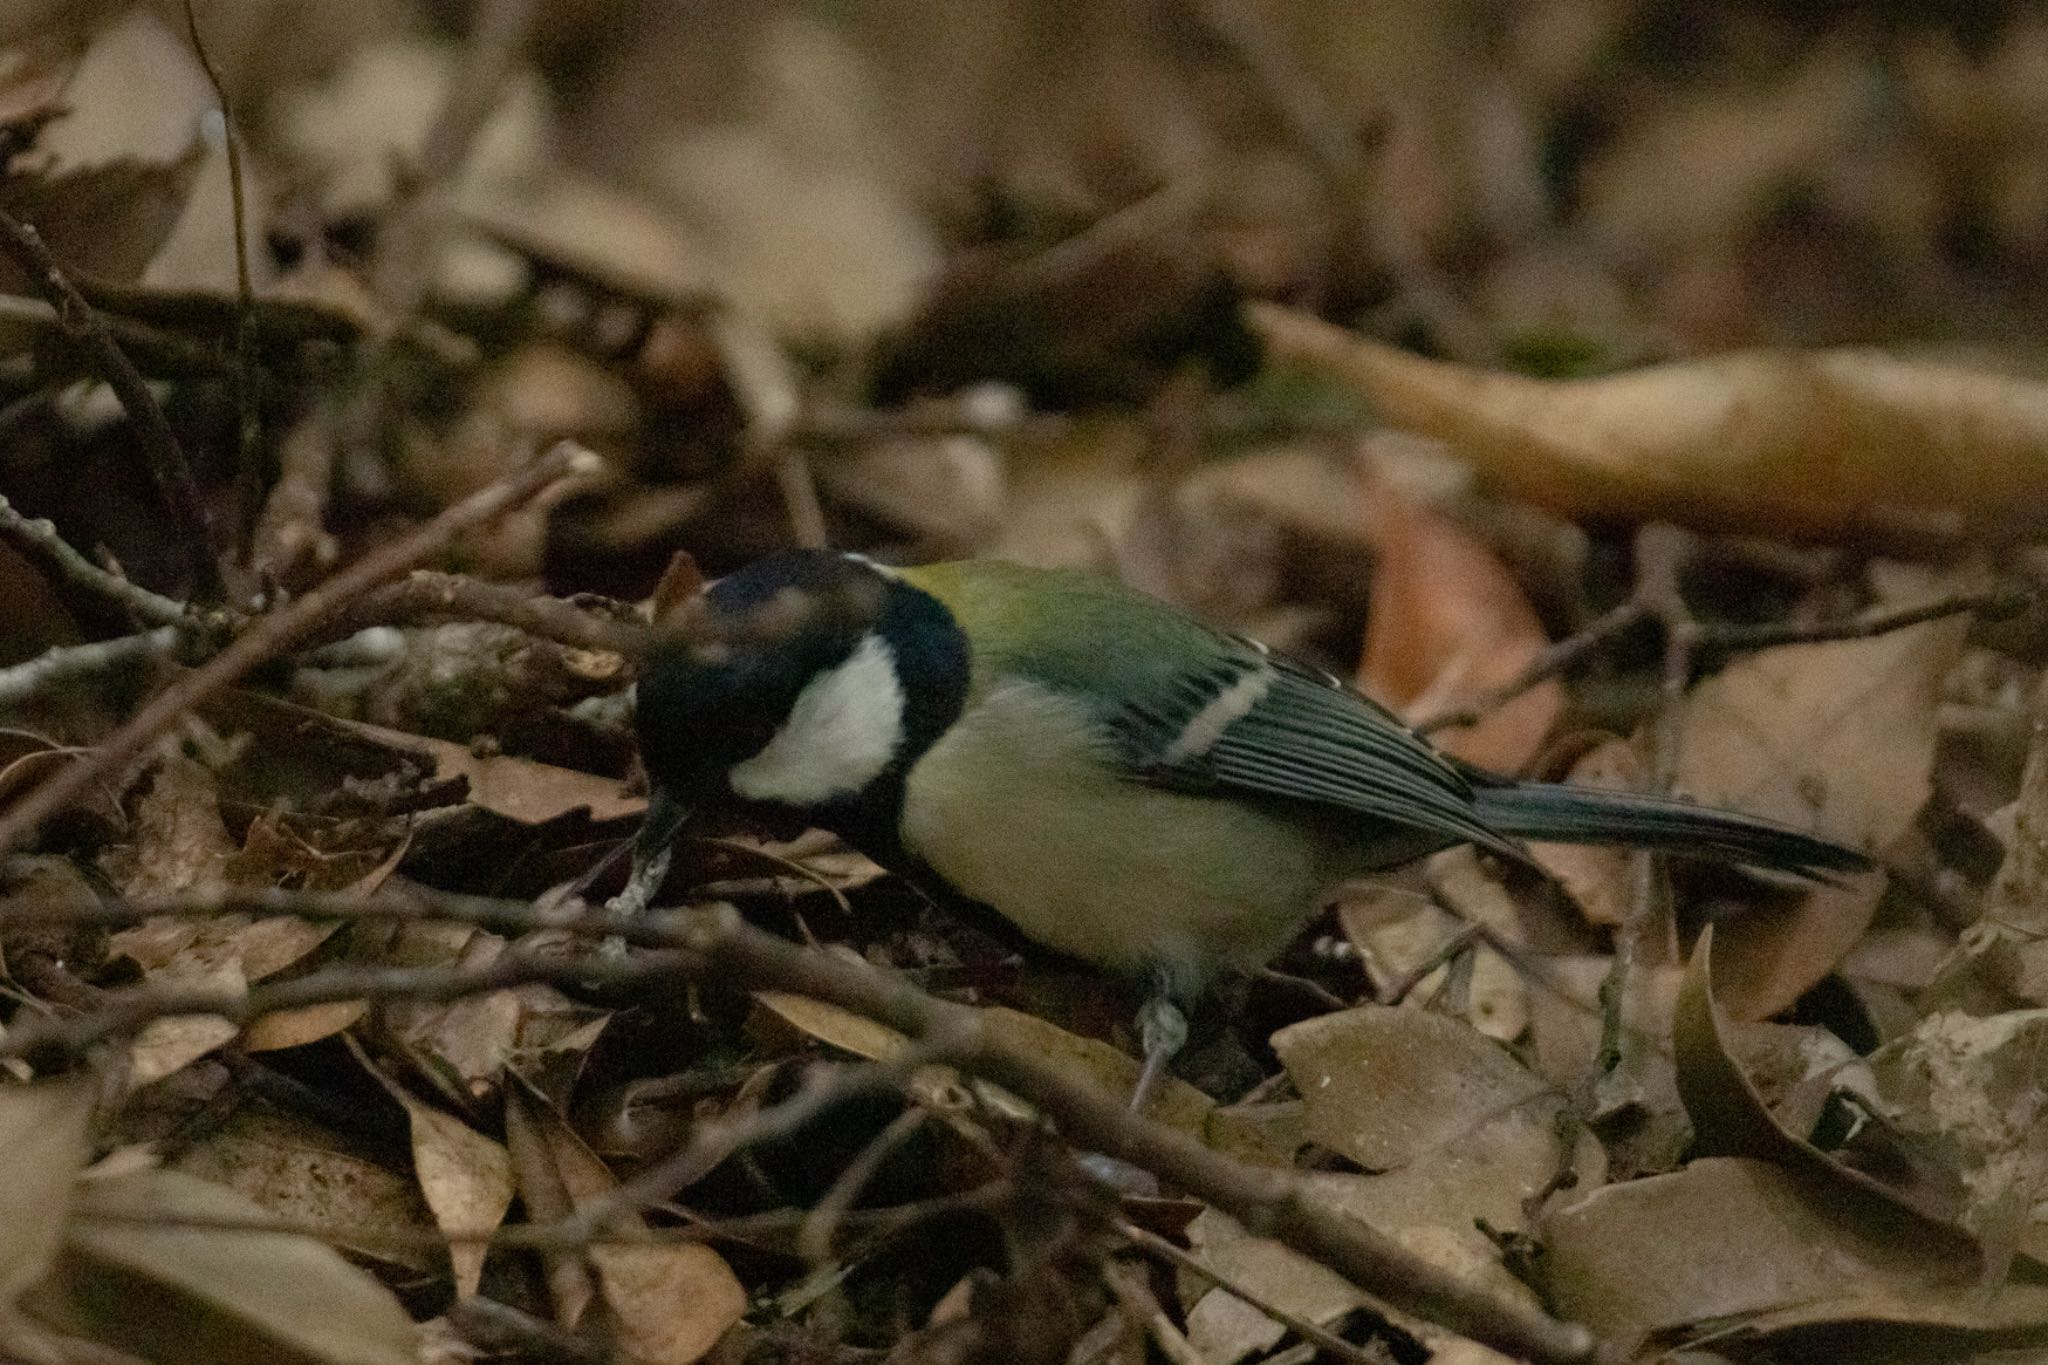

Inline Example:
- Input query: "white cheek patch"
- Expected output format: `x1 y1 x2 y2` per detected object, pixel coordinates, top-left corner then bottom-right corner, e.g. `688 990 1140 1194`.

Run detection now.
729 633 907 805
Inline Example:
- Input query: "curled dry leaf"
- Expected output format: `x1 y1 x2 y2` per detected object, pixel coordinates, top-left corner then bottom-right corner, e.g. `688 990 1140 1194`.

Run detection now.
0 1077 95 1306
1251 302 2048 543
1940 674 2048 1006
1358 475 1563 772
25 1167 418 1365
1538 1157 2048 1347
349 1037 514 1299
1674 926 1978 1259
1674 588 1966 1019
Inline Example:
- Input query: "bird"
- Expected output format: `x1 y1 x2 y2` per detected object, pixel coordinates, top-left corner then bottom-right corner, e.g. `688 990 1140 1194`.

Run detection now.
627 548 1869 1100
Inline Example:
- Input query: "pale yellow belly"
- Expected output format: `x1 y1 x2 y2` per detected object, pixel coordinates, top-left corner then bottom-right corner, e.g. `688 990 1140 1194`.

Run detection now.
898 680 1334 994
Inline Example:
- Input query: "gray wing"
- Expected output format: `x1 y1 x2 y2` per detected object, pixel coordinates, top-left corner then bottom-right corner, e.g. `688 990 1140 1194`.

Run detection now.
1105 642 1518 858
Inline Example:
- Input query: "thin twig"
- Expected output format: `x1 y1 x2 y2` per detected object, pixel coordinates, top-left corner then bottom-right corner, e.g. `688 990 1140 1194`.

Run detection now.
0 884 1596 1362
0 441 599 856
181 0 259 552
0 208 219 592
674 908 1597 1364
339 570 644 654
797 1105 929 1263
1417 599 1650 735
1 947 688 1064
0 629 185 709
1597 525 1691 1079
1119 1221 1391 1365
1695 583 2036 652
0 496 192 629
1104 1260 1207 1365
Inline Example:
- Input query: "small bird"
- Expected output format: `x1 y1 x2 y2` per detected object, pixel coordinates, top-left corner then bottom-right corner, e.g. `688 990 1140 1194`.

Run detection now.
631 549 1868 1096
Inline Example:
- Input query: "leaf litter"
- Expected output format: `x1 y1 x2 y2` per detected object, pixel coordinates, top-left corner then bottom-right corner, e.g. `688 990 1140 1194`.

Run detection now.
0 5 2045 1364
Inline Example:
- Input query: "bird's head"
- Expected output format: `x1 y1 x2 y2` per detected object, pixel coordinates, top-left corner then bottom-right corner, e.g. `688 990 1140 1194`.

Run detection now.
634 550 968 828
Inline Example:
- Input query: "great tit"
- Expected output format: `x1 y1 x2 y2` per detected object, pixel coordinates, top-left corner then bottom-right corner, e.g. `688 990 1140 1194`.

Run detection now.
631 549 1868 1093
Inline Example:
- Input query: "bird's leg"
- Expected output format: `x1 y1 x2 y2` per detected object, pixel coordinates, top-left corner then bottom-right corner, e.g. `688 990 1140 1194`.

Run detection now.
1128 988 1189 1114
597 788 690 961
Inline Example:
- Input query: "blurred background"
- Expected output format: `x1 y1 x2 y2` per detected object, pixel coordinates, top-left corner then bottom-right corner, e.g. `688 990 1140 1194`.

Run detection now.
8 0 2047 634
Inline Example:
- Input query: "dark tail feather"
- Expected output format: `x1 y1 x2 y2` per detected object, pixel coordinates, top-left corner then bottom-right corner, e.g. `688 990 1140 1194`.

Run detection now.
1471 781 1871 881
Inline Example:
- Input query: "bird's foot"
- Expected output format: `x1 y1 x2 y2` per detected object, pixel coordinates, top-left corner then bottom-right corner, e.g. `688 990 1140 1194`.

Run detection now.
1129 994 1188 1115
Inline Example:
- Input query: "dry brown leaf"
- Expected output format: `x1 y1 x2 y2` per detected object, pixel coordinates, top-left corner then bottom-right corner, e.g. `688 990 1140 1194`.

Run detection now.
502 1083 745 1363
1270 1006 1601 1239
1674 926 1978 1255
0 145 207 291
0 1078 95 1305
1185 1176 1541 1365
27 1167 418 1365
1674 588 1964 1018
349 1039 513 1299
1252 302 2048 543
1539 1157 2048 1345
1359 476 1563 771
1870 1009 2048 1277
1939 675 2048 1006
171 1105 434 1278
328 715 643 825
1334 889 1528 1041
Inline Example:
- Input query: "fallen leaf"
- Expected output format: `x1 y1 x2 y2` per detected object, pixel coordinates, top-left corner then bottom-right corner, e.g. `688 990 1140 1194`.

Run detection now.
27 1167 418 1365
503 1082 746 1363
171 1105 435 1278
1938 676 2048 1006
1674 926 1977 1256
0 1078 95 1305
0 144 207 291
1252 303 2048 543
1539 1156 2048 1347
1271 1006 1601 1239
1869 1009 2048 1278
1359 475 1563 771
349 1039 514 1299
1674 585 1965 1018
1185 1175 1543 1365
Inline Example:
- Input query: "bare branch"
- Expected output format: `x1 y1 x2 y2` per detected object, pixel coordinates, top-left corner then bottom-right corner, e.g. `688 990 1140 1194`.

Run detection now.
0 883 1596 1362
0 440 601 856
0 495 192 629
0 628 185 709
0 208 219 592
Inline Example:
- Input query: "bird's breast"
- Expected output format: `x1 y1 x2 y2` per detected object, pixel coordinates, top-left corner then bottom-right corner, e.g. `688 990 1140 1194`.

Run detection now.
897 679 1333 995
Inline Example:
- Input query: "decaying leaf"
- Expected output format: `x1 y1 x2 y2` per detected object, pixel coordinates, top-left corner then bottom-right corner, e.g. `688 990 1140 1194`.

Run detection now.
502 1083 746 1363
1252 302 2048 543
1870 1009 2048 1276
1673 582 1964 1018
25 1167 419 1365
1539 1157 2048 1348
1674 926 1978 1257
171 1105 435 1279
0 1077 95 1305
1271 1006 1600 1233
350 1038 513 1299
1359 475 1563 771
